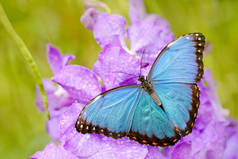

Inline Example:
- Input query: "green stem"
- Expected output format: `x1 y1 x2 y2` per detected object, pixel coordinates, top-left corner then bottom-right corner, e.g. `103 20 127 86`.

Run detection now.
0 3 50 119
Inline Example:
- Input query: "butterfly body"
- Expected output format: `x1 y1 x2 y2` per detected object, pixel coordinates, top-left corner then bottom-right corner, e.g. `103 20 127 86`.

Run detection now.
76 33 205 147
139 75 162 107
138 76 152 93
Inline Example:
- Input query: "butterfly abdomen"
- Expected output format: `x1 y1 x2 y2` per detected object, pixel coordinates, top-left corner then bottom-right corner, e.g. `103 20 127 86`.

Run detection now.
149 91 162 106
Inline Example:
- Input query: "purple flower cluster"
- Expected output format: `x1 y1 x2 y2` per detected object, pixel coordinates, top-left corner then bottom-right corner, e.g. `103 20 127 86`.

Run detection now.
31 0 238 158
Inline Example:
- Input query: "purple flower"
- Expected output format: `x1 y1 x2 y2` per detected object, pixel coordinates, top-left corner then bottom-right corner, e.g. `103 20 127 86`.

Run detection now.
32 0 238 158
35 44 75 113
81 0 174 89
30 141 78 159
35 44 102 140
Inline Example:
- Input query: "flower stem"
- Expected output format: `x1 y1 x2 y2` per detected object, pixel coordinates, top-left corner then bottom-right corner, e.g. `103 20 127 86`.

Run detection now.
0 3 50 119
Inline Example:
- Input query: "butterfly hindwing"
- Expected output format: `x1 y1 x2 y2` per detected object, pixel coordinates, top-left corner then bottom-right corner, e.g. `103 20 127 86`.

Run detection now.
153 83 200 136
128 90 181 146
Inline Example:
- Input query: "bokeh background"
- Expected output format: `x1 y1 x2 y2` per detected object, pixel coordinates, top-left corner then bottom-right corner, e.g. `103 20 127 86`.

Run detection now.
0 0 237 158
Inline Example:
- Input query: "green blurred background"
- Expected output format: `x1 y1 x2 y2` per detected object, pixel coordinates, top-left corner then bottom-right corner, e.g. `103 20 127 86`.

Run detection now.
0 0 237 158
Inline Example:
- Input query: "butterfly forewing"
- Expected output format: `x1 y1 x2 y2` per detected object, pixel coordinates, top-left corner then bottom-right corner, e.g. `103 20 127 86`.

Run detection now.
149 33 205 136
148 33 205 83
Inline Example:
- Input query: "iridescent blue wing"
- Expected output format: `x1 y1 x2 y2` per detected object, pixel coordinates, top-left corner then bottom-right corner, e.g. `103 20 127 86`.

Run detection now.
76 85 143 138
148 33 205 136
153 83 200 136
128 90 181 147
148 33 204 83
76 85 181 146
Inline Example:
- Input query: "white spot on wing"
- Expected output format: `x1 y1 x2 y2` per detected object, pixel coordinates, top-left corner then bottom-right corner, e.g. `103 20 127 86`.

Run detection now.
94 95 102 101
77 121 80 125
167 40 176 48
186 36 190 40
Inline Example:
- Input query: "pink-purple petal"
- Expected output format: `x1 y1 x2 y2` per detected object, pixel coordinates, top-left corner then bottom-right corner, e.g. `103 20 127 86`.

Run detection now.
87 137 148 159
35 79 73 116
46 102 84 141
81 8 127 48
46 116 61 141
47 44 62 74
166 142 192 159
47 44 75 75
224 126 238 158
62 127 102 157
127 16 174 73
80 8 99 30
127 15 173 54
203 70 229 118
128 0 174 63
63 129 148 159
52 65 102 104
58 103 84 139
35 79 55 112
129 0 146 24
93 44 140 90
62 54 75 66
93 13 127 48
30 141 78 159
145 146 166 159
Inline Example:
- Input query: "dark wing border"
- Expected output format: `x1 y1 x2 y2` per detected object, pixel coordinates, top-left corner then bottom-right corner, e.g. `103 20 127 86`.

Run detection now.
127 129 181 147
148 33 205 82
178 84 200 136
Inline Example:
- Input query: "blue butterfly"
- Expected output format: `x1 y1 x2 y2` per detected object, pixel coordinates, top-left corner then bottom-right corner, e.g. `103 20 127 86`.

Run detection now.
75 33 205 147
